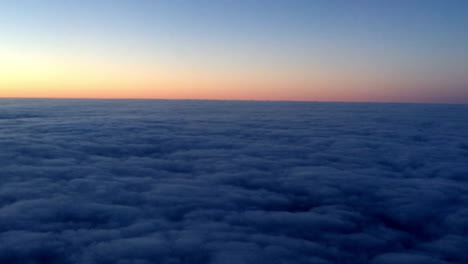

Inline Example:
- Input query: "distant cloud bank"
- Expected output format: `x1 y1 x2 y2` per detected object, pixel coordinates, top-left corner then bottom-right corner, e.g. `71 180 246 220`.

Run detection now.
0 99 467 264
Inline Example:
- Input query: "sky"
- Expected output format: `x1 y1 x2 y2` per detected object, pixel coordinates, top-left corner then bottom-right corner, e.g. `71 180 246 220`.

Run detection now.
0 0 467 103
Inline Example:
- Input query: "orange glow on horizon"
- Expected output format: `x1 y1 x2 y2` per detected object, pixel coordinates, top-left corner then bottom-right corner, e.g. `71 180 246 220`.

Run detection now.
1 49 466 103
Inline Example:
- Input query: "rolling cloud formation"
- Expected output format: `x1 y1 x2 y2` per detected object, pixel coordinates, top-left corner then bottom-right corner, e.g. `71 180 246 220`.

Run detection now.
0 99 467 264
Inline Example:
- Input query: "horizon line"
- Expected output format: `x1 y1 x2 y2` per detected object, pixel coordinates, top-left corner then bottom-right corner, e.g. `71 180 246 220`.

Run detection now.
1 96 466 105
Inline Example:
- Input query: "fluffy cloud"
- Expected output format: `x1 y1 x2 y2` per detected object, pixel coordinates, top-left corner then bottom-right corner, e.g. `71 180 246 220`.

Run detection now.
0 99 467 263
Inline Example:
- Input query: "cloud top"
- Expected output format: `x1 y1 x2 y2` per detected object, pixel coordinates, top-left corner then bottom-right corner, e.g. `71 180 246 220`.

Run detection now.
0 99 467 263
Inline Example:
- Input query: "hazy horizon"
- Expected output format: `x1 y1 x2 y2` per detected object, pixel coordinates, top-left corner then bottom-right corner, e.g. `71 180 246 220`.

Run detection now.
1 96 468 105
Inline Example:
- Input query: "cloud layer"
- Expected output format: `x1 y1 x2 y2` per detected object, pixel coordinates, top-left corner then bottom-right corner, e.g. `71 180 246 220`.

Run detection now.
0 99 467 264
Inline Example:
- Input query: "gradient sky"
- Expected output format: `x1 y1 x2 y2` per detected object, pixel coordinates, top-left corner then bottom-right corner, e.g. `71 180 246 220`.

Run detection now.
1 0 467 103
